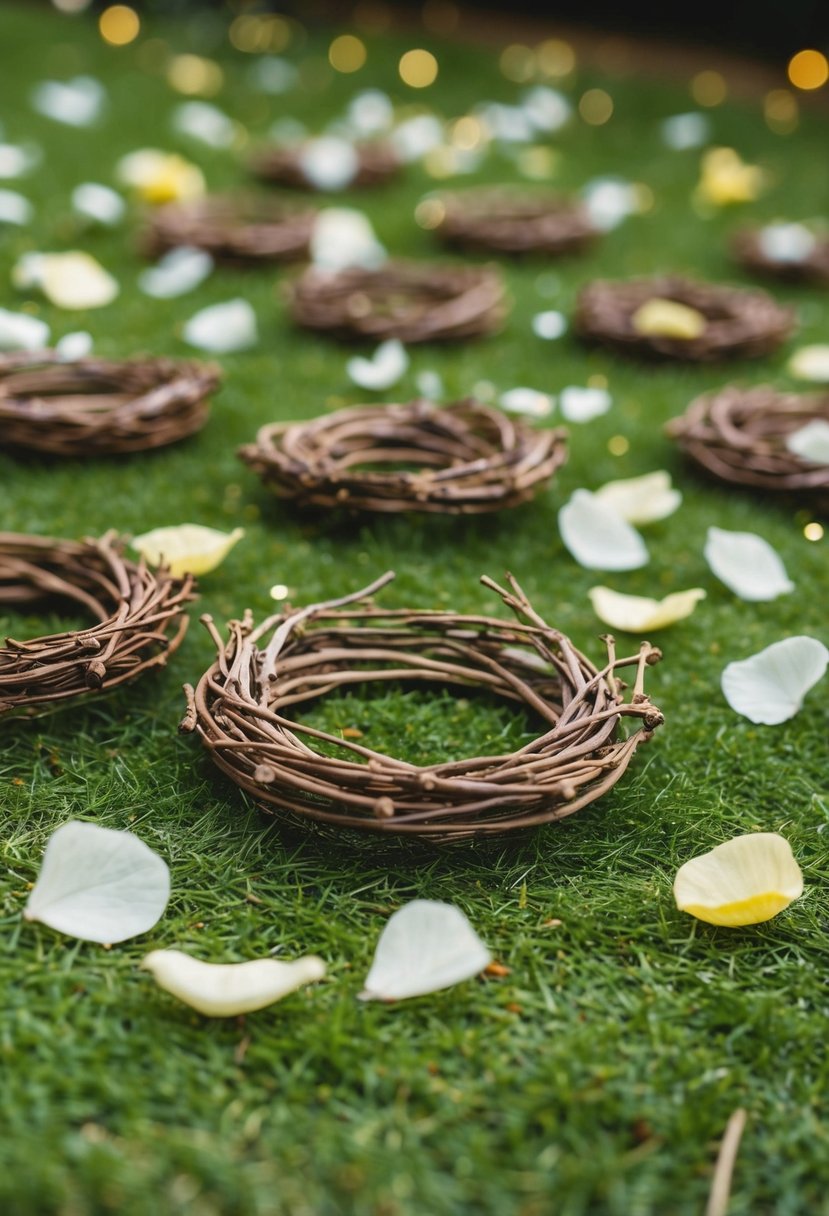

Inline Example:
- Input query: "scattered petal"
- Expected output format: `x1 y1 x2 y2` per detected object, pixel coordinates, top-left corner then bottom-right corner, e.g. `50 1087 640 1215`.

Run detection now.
347 89 393 136
139 246 213 299
31 76 105 127
24 821 169 944
532 310 567 340
0 307 50 351
72 181 125 226
785 419 829 463
559 385 612 422
0 189 32 226
498 386 553 418
15 251 118 310
310 207 386 271
704 527 794 602
347 339 409 391
55 330 93 360
589 585 705 631
183 298 257 353
172 100 236 148
594 471 681 525
582 177 641 231
787 344 829 383
660 111 710 150
415 369 444 400
522 85 572 133
631 298 706 340
695 147 764 207
673 833 803 927
142 950 325 1017
132 524 244 578
476 101 533 143
359 900 491 1002
117 148 205 205
721 636 828 724
249 56 298 95
559 489 649 570
391 114 444 161
298 136 359 191
757 222 816 264
0 142 40 179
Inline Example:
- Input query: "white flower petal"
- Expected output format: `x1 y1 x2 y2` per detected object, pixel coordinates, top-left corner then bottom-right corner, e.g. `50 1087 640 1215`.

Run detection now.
415 369 443 400
522 85 572 132
498 386 553 418
360 900 491 1002
785 419 829 464
310 207 386 271
0 308 50 351
391 114 444 161
142 950 325 1017
589 586 705 631
183 298 257 353
757 222 816 263
346 339 409 391
582 177 639 231
721 636 828 724
0 143 40 179
559 385 612 423
55 330 93 360
72 182 125 226
24 821 169 944
39 252 118 310
172 101 236 148
704 527 794 602
116 148 205 205
559 489 649 571
593 471 681 525
660 112 709 150
31 76 105 127
531 310 567 340
673 833 803 927
0 189 32 226
298 136 359 191
132 524 244 578
139 246 213 299
347 89 393 137
787 344 829 383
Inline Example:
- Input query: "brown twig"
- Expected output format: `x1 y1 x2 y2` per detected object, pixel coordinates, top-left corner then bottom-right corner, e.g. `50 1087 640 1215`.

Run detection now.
141 194 318 264
574 276 794 361
238 399 567 514
181 573 664 840
0 532 194 714
0 352 219 457
434 186 599 256
248 140 400 191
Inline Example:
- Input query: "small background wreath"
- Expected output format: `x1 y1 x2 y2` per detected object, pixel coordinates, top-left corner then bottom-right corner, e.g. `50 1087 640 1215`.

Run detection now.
433 186 599 256
249 140 400 191
732 228 829 286
142 194 318 263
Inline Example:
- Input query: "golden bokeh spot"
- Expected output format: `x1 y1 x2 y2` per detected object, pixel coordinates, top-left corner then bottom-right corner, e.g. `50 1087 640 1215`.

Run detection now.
449 115 485 150
499 44 536 83
230 15 290 54
167 54 223 97
399 48 438 88
579 88 613 125
99 4 140 46
414 197 446 229
787 48 829 90
691 69 727 106
422 146 458 178
804 521 824 541
587 374 609 390
607 435 630 456
537 38 575 78
516 146 558 179
764 89 799 134
329 34 367 73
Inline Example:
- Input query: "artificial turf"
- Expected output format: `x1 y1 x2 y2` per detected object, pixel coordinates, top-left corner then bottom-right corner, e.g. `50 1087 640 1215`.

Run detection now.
1 4 828 1214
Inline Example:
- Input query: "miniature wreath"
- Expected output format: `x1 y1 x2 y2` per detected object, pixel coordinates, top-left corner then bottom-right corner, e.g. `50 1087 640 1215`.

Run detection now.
180 572 664 840
238 399 567 514
0 531 194 715
432 186 599 256
289 261 507 343
731 227 829 287
0 352 219 457
574 276 795 361
141 194 318 263
666 383 829 502
249 140 400 191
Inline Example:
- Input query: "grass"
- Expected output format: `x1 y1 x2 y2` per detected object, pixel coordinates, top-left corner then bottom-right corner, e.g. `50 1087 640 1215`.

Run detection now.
1 5 828 1214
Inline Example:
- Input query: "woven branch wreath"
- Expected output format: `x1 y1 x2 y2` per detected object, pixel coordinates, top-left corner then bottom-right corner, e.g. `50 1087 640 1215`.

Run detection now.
238 399 567 514
666 383 829 504
249 140 400 191
433 187 599 256
732 228 829 286
0 532 194 715
574 276 794 361
142 194 318 263
289 261 507 342
181 572 664 840
0 352 219 457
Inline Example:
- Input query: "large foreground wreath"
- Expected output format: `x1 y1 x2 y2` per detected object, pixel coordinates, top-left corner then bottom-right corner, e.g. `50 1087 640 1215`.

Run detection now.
181 573 664 839
0 532 193 714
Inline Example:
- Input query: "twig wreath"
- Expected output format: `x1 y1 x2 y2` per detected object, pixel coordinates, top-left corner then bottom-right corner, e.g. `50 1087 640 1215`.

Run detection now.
574 276 795 361
666 383 829 503
0 352 219 457
238 399 567 514
181 572 664 839
432 186 599 256
141 195 318 263
249 140 400 191
732 228 829 287
289 261 507 342
0 532 194 715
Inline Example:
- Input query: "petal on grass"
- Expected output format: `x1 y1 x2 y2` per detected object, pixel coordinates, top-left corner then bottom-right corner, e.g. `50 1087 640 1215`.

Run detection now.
40 252 119 310
72 182 125 226
310 207 386 271
786 344 829 383
559 490 649 571
132 524 244 578
0 308 49 351
360 900 491 1002
139 246 213 299
559 385 612 422
594 471 681 525
721 636 828 724
24 821 170 944
298 136 359 191
346 339 408 391
785 419 829 464
531 310 567 340
183 299 257 353
0 189 32 226
673 833 803 927
589 586 705 631
142 950 326 1017
498 386 553 418
704 527 794 602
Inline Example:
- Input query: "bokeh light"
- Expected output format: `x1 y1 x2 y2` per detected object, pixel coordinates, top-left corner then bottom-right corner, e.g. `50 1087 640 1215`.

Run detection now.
99 5 140 47
764 89 799 134
329 35 367 73
399 49 438 88
803 522 824 541
607 435 630 456
579 88 614 125
537 39 575 78
499 44 535 83
691 69 727 106
414 198 446 229
787 49 829 91
167 54 223 96
229 14 291 54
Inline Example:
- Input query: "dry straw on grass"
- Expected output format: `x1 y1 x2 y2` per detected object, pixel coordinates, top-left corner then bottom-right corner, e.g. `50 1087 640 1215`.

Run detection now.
142 194 318 263
238 398 567 514
574 276 794 361
249 140 400 190
0 352 219 457
0 531 194 714
433 187 599 256
181 572 664 840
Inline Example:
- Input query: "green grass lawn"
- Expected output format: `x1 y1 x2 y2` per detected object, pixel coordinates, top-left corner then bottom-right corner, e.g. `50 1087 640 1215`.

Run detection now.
1 5 828 1214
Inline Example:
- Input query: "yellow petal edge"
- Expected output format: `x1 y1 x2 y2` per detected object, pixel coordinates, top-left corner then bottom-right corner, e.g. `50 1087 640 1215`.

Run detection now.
589 586 705 632
674 832 803 927
132 524 244 578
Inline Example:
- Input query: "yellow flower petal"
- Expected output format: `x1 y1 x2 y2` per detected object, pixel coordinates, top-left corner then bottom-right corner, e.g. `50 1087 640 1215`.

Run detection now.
694 147 764 207
631 298 706 340
142 950 326 1017
588 586 705 631
41 252 119 310
593 471 682 525
131 524 244 577
117 148 205 205
673 833 803 927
